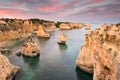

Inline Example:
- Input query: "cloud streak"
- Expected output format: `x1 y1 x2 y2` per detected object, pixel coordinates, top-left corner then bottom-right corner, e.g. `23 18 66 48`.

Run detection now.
0 0 119 23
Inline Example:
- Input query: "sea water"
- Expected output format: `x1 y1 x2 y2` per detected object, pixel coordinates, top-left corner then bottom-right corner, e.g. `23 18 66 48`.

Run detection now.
8 24 101 80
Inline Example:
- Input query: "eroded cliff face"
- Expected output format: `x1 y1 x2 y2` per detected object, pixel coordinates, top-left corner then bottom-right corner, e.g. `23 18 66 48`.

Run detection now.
76 24 120 80
60 23 71 30
0 53 20 80
37 25 50 38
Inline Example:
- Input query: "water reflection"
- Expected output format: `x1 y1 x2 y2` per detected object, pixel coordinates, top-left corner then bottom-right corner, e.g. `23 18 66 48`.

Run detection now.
76 66 93 80
22 55 39 67
8 26 102 80
58 44 68 51
38 37 50 41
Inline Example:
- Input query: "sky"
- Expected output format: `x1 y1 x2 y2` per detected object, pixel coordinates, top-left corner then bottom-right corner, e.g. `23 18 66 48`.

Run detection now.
0 0 120 23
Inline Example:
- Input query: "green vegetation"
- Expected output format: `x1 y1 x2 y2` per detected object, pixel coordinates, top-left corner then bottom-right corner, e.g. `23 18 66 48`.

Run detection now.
0 18 72 29
55 21 70 28
29 18 54 25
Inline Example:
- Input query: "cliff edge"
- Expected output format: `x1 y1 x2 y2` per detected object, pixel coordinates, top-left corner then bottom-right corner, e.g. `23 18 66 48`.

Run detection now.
76 24 120 80
0 53 20 80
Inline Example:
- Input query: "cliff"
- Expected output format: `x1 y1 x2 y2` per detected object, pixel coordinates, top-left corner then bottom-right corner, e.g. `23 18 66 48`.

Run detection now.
57 33 68 44
0 53 20 80
76 24 120 80
37 25 50 38
69 23 83 29
59 23 71 30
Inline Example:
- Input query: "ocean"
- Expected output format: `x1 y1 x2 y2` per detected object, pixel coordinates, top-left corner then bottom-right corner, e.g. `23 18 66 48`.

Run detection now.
8 24 101 80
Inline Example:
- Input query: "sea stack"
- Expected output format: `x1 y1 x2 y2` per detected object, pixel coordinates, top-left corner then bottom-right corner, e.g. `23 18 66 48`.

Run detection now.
22 38 40 57
57 33 68 44
76 24 120 80
0 53 20 80
37 25 50 38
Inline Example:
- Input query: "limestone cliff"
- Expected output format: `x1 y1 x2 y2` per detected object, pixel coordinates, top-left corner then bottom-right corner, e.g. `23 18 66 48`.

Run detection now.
69 23 83 29
22 38 40 57
76 24 120 80
43 22 56 31
0 53 20 80
37 25 50 38
57 33 68 44
60 23 71 30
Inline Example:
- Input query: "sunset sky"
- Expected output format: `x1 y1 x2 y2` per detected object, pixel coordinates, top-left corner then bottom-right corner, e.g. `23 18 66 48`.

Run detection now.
0 0 120 23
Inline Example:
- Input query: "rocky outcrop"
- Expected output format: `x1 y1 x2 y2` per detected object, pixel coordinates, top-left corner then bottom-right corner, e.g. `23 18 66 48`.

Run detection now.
21 20 34 33
60 23 71 30
0 30 31 42
0 53 20 80
85 24 92 30
76 24 120 80
37 25 50 38
22 38 40 57
43 22 56 31
69 23 83 29
57 33 68 44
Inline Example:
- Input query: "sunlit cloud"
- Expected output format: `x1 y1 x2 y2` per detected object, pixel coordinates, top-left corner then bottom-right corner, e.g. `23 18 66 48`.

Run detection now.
0 0 119 23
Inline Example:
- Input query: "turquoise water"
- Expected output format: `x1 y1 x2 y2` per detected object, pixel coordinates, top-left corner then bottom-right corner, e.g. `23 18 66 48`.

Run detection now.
8 24 101 80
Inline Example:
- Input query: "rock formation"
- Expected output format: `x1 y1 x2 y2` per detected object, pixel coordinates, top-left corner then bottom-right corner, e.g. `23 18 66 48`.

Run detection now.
0 20 34 42
0 53 20 80
85 24 92 30
22 38 40 57
60 23 71 30
43 22 56 31
0 20 8 26
57 33 68 44
37 25 50 38
21 20 34 33
69 23 83 29
76 24 120 80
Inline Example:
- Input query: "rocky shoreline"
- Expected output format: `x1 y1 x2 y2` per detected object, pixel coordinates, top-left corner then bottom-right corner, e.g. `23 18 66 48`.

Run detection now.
0 53 20 80
0 18 120 80
76 24 120 80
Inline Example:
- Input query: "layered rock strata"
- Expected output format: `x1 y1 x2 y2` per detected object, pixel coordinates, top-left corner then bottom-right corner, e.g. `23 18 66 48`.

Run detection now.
76 24 120 80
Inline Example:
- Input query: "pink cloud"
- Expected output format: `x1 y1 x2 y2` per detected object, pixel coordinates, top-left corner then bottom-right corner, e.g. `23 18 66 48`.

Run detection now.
0 9 22 15
88 0 104 4
38 0 78 13
51 0 59 3
38 5 63 12
0 9 26 18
